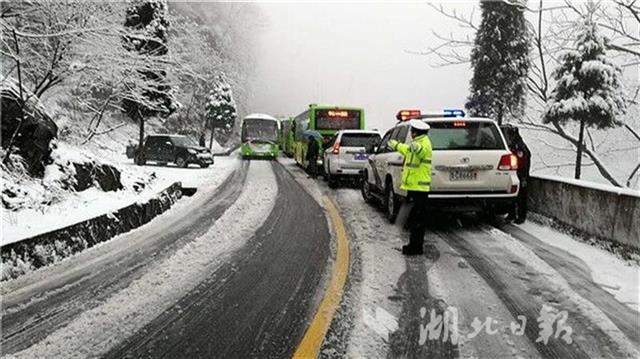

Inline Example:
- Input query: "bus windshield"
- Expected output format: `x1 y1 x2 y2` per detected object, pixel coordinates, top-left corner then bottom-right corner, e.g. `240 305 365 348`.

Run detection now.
314 109 361 130
242 118 278 143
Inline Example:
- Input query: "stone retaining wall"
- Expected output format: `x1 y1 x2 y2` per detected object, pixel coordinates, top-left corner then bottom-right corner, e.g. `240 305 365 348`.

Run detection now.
1 182 183 281
528 176 639 251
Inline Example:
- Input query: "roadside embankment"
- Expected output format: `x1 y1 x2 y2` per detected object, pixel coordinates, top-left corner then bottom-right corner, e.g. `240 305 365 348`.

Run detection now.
1 182 184 281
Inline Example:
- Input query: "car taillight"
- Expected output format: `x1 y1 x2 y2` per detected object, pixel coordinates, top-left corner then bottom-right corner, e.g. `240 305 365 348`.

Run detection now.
498 154 518 171
510 185 518 193
332 142 340 154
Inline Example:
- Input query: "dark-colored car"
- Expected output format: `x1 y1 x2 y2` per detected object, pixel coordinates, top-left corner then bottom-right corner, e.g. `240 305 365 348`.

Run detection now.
127 135 214 168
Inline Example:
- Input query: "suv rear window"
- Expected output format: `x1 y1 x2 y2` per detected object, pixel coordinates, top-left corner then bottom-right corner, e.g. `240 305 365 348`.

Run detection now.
340 133 381 147
428 122 505 150
171 136 197 147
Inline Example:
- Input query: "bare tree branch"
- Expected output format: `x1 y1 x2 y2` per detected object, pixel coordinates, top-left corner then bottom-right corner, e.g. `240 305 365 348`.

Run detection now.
628 162 640 187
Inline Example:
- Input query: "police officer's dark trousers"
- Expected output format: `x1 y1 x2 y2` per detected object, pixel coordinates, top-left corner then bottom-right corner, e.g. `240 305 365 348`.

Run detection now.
407 191 429 251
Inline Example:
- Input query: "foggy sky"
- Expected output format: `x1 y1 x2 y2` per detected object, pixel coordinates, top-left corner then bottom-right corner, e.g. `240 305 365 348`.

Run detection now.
249 2 475 131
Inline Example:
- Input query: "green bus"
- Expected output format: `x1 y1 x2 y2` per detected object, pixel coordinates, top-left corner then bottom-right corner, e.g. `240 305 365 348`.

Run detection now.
292 104 365 168
279 117 295 157
240 113 279 159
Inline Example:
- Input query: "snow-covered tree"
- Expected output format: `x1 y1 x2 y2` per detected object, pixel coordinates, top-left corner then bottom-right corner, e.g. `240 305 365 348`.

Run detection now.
161 13 223 138
426 1 637 187
465 0 530 125
121 0 178 164
205 75 237 147
1 1 254 156
0 1 112 98
543 18 626 179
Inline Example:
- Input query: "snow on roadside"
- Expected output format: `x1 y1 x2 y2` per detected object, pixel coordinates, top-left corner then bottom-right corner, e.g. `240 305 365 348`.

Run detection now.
335 190 406 358
209 137 227 154
2 156 238 245
8 161 277 359
532 174 640 197
276 158 406 358
117 155 238 190
516 221 640 312
485 227 640 358
1 157 239 297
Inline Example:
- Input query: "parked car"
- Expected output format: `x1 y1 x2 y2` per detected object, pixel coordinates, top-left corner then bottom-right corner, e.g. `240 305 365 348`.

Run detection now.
362 109 519 222
127 134 214 168
323 130 381 188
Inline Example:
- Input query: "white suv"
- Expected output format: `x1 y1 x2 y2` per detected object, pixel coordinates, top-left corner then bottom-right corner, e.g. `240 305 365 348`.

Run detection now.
323 130 382 188
361 110 519 222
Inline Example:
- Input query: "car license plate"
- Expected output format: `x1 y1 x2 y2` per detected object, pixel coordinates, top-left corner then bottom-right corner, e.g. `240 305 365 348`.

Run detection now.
353 153 368 161
449 171 477 181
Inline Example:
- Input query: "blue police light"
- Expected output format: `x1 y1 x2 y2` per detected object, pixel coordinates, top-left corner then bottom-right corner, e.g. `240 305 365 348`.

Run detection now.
443 109 465 118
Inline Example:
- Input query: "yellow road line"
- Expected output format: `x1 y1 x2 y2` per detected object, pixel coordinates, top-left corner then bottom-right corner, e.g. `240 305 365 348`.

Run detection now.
293 196 350 359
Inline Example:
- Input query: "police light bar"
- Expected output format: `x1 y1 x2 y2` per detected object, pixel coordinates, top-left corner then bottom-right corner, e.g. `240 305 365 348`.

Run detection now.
396 109 421 121
443 109 465 118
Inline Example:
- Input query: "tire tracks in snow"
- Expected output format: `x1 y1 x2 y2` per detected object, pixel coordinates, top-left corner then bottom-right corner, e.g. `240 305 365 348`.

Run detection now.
5 161 278 358
1 160 246 354
106 160 331 358
323 186 457 359
436 223 639 358
387 246 459 359
497 223 640 347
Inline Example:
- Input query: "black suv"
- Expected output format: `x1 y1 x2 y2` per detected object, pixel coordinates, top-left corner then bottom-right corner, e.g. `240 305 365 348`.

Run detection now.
128 135 214 168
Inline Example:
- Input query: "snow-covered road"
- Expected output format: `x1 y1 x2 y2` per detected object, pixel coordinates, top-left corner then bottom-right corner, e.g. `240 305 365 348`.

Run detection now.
1 159 333 358
1 156 638 359
1 158 249 355
278 158 639 359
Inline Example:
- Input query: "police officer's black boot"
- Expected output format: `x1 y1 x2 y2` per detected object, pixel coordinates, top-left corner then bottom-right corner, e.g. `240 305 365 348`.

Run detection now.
402 230 424 255
402 245 423 256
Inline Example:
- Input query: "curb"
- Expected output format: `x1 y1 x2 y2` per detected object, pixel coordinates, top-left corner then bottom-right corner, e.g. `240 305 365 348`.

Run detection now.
1 182 184 281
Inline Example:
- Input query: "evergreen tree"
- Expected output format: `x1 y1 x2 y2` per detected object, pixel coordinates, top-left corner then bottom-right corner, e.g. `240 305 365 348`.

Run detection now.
205 75 237 147
122 0 177 164
466 0 529 124
543 19 626 179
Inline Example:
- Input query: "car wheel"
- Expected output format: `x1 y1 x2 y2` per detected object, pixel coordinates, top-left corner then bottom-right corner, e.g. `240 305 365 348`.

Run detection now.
361 174 375 204
200 163 210 168
176 155 188 168
385 182 400 224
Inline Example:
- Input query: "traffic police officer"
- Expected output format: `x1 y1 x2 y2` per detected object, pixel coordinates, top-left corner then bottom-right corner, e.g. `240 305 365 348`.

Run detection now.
389 119 433 255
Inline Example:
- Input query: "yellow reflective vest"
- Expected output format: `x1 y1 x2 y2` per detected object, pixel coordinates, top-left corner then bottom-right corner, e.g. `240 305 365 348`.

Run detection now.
393 134 432 192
